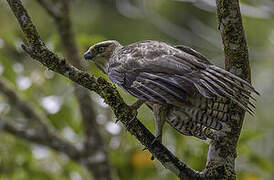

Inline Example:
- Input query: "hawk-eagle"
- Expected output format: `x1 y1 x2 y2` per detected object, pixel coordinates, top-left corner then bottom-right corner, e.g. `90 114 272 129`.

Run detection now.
84 40 258 142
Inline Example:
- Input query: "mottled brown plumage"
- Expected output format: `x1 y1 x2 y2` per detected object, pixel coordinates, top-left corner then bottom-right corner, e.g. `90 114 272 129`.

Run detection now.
84 40 258 141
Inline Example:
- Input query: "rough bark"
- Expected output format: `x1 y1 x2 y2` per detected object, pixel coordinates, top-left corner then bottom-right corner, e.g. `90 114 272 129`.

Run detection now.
202 0 251 179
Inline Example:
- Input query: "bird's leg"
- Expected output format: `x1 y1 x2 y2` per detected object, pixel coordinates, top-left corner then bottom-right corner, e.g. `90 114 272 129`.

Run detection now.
126 100 145 125
153 104 165 145
143 104 167 148
145 104 168 160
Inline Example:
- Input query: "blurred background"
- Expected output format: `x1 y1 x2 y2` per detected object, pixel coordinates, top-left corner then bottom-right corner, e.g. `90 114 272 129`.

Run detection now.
0 0 273 179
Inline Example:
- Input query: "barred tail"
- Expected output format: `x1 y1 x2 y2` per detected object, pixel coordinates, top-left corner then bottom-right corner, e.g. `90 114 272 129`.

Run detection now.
166 97 231 140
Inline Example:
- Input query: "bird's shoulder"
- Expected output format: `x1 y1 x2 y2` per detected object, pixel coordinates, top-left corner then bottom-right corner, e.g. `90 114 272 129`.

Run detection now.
116 41 211 64
109 40 212 73
117 40 173 60
174 45 211 64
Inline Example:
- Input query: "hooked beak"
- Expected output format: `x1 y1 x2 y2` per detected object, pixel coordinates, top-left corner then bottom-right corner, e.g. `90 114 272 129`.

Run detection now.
83 51 95 60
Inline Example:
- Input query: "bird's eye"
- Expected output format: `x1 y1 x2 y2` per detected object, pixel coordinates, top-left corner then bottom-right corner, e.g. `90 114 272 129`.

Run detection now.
98 47 105 53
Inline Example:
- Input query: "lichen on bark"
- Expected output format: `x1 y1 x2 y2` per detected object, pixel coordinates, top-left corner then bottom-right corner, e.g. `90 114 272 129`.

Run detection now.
203 0 251 179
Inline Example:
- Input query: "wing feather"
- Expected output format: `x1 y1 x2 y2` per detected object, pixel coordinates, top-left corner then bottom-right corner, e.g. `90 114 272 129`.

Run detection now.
174 45 211 64
210 66 259 95
139 73 186 101
199 79 222 97
141 72 194 95
126 88 147 101
135 77 173 104
128 85 163 104
113 42 258 114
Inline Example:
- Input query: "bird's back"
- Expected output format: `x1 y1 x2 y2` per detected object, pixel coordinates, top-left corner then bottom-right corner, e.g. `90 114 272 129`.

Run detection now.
108 40 258 113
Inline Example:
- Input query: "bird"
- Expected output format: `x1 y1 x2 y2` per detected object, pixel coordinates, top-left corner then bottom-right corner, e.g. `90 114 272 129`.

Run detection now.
84 40 259 143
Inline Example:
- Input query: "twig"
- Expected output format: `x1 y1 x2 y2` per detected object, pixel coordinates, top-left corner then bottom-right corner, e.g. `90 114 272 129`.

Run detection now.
36 0 62 19
6 0 202 178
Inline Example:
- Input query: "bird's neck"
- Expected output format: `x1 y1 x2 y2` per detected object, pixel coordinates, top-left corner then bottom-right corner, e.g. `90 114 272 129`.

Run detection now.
95 44 123 74
95 57 109 74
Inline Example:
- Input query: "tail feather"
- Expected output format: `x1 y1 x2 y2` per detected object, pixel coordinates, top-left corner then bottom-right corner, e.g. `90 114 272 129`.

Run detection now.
165 102 229 140
183 107 223 130
166 109 208 140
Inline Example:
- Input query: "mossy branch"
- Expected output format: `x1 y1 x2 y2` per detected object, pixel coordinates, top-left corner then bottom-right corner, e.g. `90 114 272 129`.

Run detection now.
202 0 251 179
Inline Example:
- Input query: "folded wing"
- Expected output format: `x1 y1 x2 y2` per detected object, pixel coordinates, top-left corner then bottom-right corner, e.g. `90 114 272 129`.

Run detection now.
119 46 259 114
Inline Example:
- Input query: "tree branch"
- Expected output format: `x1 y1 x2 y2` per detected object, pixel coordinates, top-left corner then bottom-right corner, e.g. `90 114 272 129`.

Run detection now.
0 77 115 178
6 0 202 178
0 78 80 159
202 0 251 179
36 0 62 19
35 1 114 179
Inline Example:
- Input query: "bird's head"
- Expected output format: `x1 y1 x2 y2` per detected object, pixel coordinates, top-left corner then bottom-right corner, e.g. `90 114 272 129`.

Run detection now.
84 40 121 73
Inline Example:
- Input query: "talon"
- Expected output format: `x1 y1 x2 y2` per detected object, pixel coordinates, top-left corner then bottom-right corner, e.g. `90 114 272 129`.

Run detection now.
127 109 138 126
127 100 144 126
149 135 161 161
151 137 157 145
151 135 161 146
132 108 138 119
142 135 161 151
